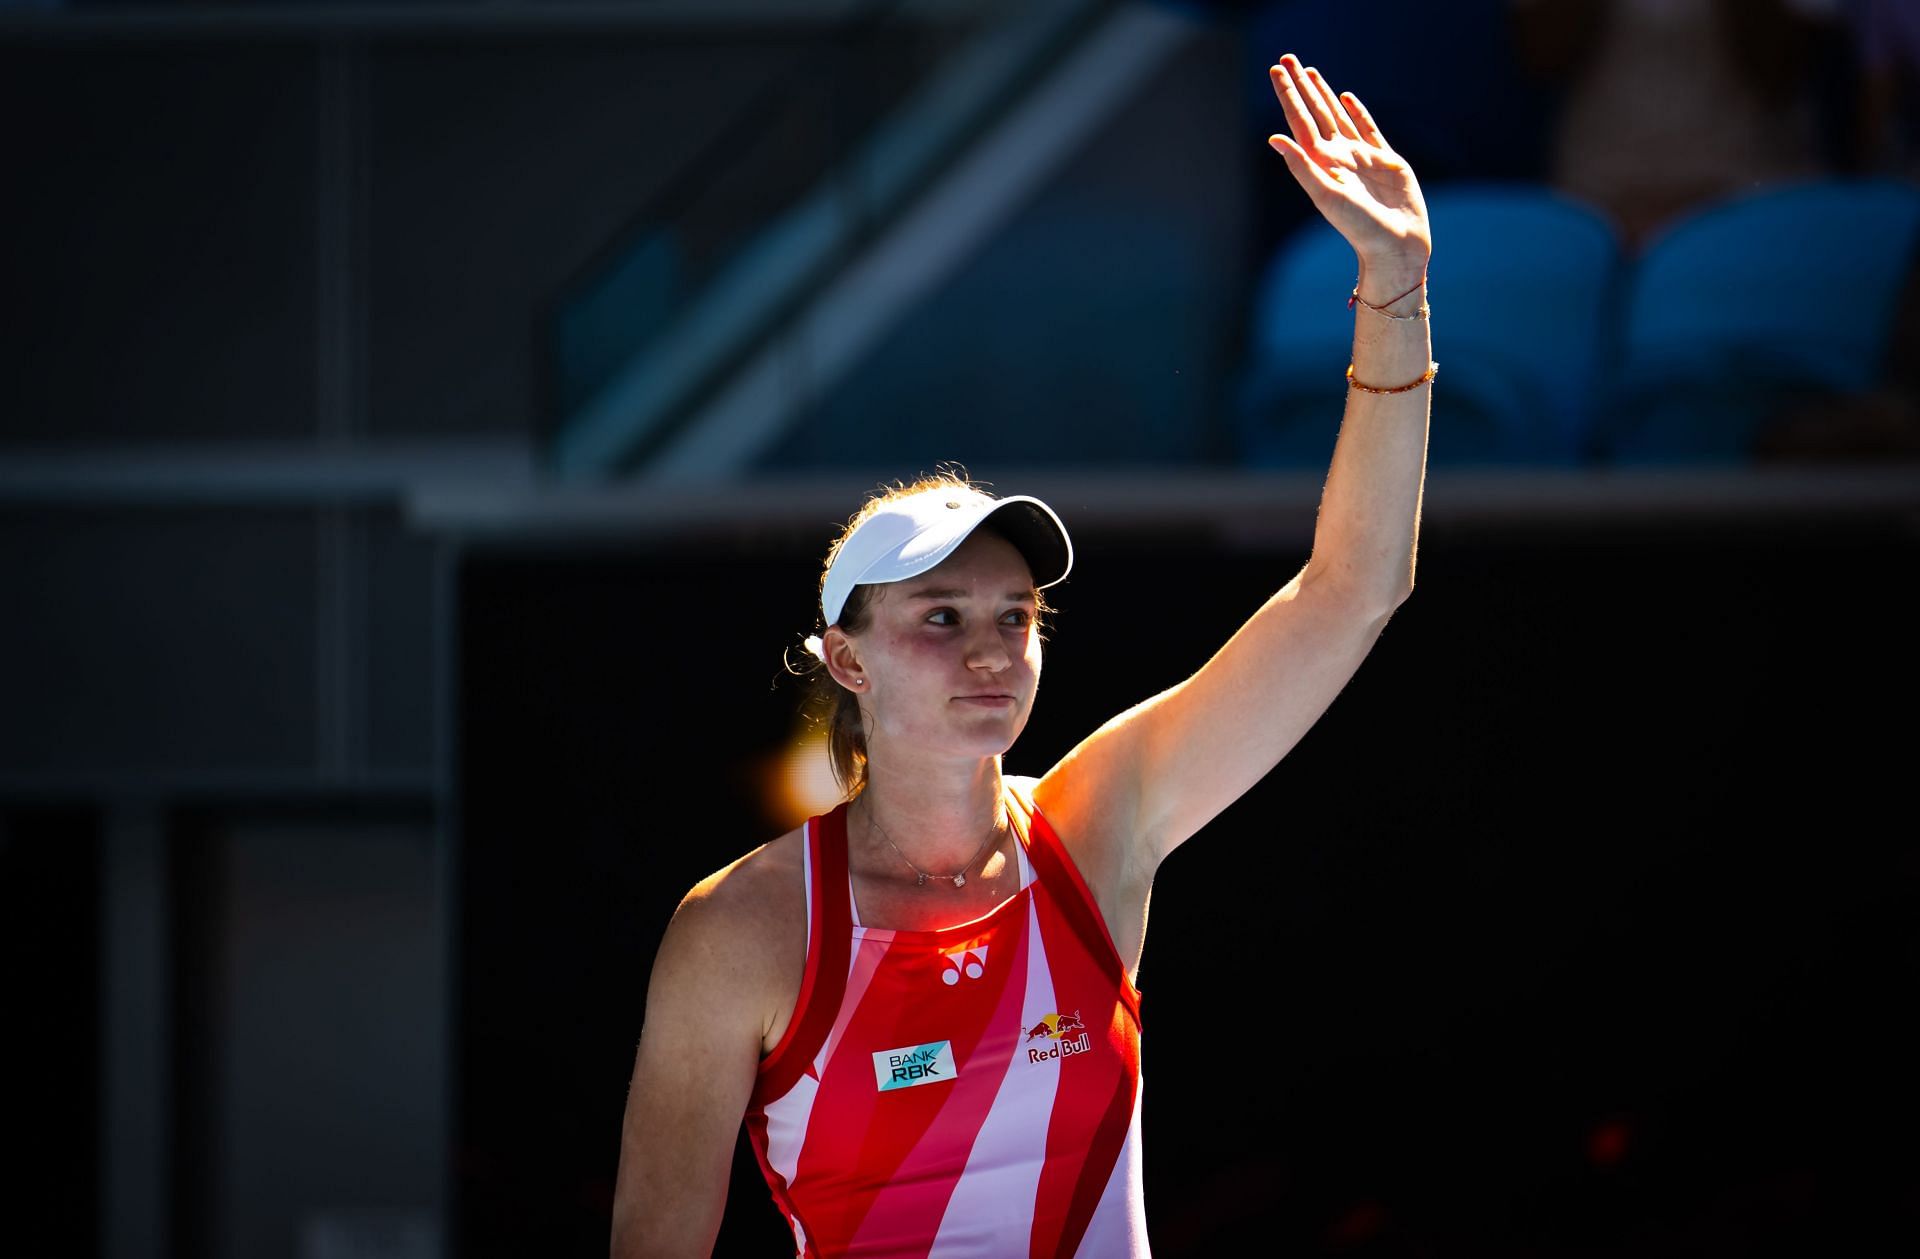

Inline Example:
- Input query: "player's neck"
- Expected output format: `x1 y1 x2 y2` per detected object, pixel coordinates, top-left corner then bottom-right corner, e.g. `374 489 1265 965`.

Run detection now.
851 757 1006 875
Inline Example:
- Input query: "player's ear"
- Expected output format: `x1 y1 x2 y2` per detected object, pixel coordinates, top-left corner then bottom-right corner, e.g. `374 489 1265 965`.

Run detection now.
823 627 866 692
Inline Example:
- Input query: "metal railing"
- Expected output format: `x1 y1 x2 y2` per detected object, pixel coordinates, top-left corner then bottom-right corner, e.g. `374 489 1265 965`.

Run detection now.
541 0 1111 479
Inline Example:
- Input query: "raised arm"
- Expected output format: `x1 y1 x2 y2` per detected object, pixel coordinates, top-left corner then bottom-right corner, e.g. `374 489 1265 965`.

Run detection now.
610 877 775 1258
1039 54 1432 875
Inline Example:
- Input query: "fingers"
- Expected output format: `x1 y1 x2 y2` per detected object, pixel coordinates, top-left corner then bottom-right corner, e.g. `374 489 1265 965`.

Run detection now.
1282 53 1344 142
1267 59 1324 151
1303 65 1364 143
1340 90 1387 149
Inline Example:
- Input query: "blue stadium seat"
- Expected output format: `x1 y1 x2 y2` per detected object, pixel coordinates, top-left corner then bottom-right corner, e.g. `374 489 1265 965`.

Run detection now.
1597 178 1920 463
1234 182 1622 468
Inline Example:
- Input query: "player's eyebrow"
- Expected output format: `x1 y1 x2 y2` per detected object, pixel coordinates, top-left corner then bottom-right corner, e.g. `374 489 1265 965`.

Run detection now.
902 586 1035 602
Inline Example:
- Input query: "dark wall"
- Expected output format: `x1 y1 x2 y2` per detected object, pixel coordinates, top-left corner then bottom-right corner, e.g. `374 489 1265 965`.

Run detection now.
458 510 1917 1256
0 804 100 1259
0 42 320 445
0 504 437 780
0 25 934 446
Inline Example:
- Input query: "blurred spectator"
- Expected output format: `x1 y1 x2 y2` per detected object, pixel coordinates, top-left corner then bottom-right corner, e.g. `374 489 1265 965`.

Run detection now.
1754 205 1920 462
1850 0 1920 176
1757 1 1920 461
1512 0 1846 250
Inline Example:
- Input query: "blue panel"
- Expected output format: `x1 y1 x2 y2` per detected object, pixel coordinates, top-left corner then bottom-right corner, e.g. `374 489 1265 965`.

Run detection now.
760 199 1225 469
552 230 681 417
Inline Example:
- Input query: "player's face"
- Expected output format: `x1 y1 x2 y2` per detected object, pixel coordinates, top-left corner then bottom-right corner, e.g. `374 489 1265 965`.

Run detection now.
849 530 1042 766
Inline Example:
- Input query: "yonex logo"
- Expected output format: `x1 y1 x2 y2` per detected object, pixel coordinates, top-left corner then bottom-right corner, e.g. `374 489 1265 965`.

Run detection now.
940 945 987 986
872 1041 957 1092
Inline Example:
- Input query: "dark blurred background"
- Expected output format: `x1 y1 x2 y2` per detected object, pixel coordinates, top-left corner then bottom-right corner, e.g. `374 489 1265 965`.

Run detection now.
3 1 1917 1256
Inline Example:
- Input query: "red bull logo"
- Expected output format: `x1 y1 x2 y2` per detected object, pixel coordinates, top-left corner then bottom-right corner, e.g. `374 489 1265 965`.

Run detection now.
1024 1010 1086 1041
1023 1011 1093 1063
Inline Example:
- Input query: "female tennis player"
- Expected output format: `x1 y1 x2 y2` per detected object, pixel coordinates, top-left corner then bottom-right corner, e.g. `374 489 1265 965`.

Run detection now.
612 52 1434 1257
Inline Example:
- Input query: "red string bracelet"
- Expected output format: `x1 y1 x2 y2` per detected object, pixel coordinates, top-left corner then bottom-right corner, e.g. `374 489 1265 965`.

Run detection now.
1348 273 1430 320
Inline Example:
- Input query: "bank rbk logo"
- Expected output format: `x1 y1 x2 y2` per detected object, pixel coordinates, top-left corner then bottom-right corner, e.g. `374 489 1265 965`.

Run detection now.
873 1041 957 1091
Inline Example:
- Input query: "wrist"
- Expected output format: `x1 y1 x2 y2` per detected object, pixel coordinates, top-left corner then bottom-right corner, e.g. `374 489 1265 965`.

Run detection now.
1357 240 1431 271
1355 249 1430 304
1351 267 1429 319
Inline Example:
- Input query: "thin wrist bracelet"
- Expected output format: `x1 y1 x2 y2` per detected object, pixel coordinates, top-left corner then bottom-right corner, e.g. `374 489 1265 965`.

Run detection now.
1347 360 1438 394
1349 273 1429 319
1356 296 1430 320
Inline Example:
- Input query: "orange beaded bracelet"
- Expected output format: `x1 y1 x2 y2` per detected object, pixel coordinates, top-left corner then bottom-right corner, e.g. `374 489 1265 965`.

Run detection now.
1346 360 1438 394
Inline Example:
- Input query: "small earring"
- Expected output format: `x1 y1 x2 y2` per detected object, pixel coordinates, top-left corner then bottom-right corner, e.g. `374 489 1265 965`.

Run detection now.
854 678 866 687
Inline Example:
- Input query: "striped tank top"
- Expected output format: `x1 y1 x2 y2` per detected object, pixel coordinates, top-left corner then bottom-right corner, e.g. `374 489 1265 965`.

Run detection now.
745 778 1148 1257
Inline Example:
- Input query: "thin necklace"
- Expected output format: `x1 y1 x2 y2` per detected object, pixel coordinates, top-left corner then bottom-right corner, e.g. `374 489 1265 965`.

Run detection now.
865 806 1004 889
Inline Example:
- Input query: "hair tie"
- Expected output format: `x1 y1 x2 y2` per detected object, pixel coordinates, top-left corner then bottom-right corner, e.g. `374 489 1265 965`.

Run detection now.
803 634 827 661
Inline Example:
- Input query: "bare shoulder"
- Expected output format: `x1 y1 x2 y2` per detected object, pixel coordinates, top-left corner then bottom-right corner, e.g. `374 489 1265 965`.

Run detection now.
678 824 805 928
666 824 806 963
614 825 809 1253
657 824 809 1052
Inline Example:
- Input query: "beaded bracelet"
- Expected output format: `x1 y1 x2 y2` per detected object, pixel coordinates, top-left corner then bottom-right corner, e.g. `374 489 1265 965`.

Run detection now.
1347 360 1438 394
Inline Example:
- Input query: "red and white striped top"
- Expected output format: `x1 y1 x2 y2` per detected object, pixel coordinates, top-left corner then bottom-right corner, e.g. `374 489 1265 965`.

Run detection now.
745 778 1148 1258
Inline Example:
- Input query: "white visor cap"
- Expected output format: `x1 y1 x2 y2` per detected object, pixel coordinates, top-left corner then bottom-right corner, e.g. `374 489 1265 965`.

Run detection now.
821 486 1073 628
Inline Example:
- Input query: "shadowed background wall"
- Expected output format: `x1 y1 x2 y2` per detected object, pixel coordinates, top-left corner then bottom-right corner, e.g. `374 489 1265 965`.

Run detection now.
3 1 1916 1256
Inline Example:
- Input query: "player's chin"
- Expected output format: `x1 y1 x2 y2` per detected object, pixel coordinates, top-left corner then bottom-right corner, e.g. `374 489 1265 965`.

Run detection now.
947 700 1028 746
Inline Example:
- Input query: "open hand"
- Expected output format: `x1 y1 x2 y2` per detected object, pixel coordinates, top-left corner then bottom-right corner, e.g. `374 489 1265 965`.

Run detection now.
1267 54 1431 276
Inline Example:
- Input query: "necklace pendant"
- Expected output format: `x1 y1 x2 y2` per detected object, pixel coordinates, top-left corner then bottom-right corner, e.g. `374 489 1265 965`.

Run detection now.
951 873 966 888
915 872 928 887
